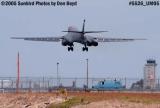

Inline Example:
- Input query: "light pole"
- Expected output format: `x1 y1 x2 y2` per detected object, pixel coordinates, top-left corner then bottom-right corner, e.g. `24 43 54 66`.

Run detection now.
16 52 20 93
86 59 89 89
57 62 59 87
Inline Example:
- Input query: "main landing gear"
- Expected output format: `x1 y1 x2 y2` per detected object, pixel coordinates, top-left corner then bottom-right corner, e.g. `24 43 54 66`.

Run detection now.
68 46 73 51
67 45 88 52
82 47 88 52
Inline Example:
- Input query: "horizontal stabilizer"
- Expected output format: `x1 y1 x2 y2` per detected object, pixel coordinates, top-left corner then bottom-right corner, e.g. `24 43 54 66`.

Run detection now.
62 31 108 34
84 31 108 33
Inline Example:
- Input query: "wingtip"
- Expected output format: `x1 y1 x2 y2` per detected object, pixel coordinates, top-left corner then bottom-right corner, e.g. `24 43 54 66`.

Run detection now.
10 37 23 39
10 37 15 39
138 38 147 40
11 37 19 39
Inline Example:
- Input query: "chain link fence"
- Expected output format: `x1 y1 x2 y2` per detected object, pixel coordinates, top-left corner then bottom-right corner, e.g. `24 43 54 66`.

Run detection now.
0 77 160 92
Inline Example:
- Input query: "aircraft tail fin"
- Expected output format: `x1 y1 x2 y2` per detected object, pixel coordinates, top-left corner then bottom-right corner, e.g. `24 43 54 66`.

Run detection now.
62 20 107 34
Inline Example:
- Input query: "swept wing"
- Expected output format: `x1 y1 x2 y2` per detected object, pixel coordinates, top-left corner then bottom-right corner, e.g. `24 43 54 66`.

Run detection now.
94 37 146 42
11 37 63 42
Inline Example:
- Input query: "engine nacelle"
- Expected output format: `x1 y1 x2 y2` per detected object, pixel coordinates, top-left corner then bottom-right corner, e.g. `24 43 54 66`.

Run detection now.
87 41 98 46
62 39 68 46
92 41 98 46
62 39 73 46
87 42 92 46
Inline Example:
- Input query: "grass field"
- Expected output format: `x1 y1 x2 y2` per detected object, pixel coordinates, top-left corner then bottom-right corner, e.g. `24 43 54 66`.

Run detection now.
49 91 160 108
0 92 160 108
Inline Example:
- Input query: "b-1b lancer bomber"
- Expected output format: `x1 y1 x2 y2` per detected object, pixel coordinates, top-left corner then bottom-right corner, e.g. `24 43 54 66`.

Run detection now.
11 20 145 51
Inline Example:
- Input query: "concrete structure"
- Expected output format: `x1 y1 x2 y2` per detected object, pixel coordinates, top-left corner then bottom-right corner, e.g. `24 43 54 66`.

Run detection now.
144 59 157 89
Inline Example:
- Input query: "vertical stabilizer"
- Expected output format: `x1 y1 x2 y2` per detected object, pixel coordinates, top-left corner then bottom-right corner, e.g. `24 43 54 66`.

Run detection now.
82 19 86 33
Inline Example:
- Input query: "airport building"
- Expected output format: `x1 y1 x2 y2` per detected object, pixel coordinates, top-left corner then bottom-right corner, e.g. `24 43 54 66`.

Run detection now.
144 59 157 89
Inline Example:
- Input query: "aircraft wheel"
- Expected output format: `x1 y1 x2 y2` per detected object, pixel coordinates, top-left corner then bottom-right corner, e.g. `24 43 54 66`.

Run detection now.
82 47 88 51
71 47 73 51
68 47 73 51
86 47 88 51
82 47 85 51
68 47 70 51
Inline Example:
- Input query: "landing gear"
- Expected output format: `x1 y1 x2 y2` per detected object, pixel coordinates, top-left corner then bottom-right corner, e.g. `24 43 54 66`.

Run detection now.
68 46 73 51
82 47 88 52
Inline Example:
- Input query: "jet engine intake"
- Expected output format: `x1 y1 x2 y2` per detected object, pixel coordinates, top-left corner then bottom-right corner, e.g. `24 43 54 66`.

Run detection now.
62 39 73 46
87 41 98 46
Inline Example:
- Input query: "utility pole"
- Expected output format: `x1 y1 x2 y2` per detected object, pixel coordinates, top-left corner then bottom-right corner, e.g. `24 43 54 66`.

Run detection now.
86 59 88 89
57 62 59 87
16 52 20 93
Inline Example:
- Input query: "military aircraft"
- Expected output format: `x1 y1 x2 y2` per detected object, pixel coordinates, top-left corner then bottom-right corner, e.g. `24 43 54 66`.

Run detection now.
11 20 145 51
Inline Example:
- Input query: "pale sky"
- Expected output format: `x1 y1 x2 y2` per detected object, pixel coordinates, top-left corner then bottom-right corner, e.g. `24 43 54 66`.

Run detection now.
0 0 160 79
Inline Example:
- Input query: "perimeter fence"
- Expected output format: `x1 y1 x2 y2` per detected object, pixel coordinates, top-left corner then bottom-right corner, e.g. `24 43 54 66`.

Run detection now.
0 77 160 92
